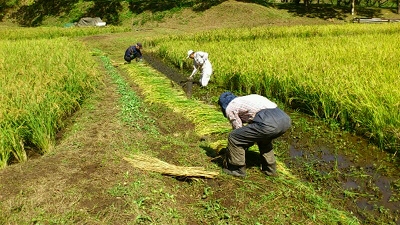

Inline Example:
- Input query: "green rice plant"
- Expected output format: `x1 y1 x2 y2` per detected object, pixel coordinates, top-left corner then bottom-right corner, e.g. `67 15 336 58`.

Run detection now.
0 123 26 167
0 37 100 166
149 23 400 153
0 26 130 41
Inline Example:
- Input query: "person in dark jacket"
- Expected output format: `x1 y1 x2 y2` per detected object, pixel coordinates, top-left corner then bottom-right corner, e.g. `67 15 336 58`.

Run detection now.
218 91 291 178
124 42 143 63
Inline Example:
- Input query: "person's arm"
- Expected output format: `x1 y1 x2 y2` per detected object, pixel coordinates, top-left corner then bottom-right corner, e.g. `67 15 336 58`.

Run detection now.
136 49 143 61
189 65 198 78
226 109 243 129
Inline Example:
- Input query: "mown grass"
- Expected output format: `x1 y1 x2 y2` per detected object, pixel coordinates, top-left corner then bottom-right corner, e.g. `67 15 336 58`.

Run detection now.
0 37 100 167
148 23 400 153
121 62 231 137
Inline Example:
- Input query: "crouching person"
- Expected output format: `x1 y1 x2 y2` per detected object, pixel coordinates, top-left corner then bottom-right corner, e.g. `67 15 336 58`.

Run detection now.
218 92 291 178
124 42 143 63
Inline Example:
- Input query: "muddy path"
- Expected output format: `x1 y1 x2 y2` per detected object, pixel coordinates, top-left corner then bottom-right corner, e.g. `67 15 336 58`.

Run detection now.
144 53 400 224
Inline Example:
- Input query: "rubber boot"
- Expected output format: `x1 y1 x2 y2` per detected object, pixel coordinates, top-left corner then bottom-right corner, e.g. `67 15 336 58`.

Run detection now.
260 161 277 177
223 163 246 178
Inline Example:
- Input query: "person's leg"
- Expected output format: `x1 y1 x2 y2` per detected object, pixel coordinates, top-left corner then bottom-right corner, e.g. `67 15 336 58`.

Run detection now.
257 141 277 176
124 55 131 63
224 123 264 177
253 108 291 176
200 62 212 86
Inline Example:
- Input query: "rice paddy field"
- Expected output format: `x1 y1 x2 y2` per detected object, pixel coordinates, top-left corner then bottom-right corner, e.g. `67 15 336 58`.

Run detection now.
150 23 400 153
0 10 400 224
0 26 128 167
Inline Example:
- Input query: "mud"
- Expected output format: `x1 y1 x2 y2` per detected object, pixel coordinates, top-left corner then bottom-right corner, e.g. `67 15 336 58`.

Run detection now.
144 53 193 98
144 53 400 224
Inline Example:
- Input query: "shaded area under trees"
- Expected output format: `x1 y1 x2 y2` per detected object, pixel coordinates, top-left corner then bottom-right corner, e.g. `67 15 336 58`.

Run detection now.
0 0 399 27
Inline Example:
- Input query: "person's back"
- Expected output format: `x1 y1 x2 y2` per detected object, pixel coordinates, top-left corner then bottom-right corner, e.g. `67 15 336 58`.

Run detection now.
124 43 143 63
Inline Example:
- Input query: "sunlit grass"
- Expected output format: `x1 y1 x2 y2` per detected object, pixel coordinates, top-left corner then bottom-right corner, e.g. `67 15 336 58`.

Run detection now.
0 26 130 40
149 23 400 153
123 63 231 137
0 37 100 167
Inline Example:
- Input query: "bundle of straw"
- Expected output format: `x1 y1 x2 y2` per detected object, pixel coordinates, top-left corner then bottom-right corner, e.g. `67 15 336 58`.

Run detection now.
123 155 219 179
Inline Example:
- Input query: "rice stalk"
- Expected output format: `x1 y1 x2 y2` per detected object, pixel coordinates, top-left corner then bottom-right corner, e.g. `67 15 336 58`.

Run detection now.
123 155 219 179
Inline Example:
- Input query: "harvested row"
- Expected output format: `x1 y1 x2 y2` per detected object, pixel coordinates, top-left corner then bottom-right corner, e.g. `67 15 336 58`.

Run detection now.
119 58 359 225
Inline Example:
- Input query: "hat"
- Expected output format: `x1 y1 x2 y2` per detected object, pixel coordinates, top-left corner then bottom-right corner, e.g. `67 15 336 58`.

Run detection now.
137 42 143 48
186 50 194 59
218 91 237 118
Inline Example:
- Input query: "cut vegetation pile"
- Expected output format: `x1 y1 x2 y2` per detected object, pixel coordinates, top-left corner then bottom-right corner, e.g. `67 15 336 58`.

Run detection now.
123 155 219 179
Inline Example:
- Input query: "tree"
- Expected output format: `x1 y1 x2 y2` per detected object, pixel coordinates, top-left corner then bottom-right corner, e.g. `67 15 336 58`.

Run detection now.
397 0 400 13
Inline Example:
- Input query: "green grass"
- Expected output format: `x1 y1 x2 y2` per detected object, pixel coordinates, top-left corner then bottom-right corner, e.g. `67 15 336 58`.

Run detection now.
123 62 231 137
98 51 158 134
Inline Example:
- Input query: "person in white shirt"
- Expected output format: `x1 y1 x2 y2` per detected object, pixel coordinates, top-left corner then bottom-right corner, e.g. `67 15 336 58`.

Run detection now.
218 91 291 178
186 50 213 87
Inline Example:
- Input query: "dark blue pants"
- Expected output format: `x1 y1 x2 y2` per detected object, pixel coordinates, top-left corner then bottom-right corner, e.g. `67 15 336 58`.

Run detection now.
226 107 291 175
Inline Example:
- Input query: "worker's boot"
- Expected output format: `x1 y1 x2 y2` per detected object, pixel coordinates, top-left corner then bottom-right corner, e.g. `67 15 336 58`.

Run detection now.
223 163 246 178
260 161 277 177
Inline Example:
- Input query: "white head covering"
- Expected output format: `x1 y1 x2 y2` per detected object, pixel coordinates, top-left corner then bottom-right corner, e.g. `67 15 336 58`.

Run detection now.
186 50 194 59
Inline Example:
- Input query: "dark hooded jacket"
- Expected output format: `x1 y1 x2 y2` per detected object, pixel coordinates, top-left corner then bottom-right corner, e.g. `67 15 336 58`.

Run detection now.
218 91 237 118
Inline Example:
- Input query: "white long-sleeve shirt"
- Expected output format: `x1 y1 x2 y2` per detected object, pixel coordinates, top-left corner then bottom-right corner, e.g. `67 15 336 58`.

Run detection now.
190 51 209 77
225 94 277 129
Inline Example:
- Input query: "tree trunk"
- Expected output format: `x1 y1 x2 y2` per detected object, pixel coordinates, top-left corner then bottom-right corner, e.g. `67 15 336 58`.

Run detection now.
397 0 400 14
351 0 355 15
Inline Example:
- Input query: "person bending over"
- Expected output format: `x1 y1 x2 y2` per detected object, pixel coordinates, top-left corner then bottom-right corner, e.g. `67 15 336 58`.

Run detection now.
186 49 213 87
218 91 291 178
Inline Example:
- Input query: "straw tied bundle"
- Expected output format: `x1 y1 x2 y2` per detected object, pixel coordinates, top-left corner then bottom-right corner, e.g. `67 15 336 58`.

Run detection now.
123 155 219 179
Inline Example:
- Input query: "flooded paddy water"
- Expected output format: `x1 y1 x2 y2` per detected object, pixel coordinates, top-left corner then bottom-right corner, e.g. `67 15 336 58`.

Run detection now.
144 53 400 224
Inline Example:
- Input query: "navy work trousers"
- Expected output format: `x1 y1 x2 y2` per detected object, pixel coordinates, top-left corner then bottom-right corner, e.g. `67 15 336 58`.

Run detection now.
226 107 291 175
